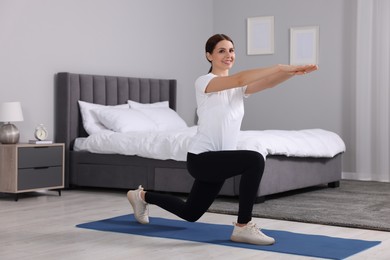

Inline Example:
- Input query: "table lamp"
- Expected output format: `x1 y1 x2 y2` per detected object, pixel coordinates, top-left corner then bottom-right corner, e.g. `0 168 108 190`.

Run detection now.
0 102 24 144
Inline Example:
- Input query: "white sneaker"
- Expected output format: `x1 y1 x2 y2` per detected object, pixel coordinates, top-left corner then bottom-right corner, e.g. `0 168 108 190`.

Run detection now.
230 222 275 245
127 185 149 224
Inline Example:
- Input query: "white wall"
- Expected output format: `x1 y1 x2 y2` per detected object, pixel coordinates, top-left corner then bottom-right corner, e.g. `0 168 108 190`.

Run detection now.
0 0 212 141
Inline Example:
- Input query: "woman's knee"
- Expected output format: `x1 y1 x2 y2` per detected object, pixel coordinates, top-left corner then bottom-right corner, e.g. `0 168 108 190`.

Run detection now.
246 151 265 170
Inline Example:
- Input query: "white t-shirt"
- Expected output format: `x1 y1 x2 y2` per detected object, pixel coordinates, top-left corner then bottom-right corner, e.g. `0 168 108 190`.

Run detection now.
188 73 248 154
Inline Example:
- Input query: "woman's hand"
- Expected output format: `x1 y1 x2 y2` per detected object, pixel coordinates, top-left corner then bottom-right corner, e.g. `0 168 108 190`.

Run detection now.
278 64 318 75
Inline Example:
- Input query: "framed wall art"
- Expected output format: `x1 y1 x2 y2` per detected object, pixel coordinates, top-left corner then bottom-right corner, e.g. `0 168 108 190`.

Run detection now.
247 16 274 55
290 26 319 65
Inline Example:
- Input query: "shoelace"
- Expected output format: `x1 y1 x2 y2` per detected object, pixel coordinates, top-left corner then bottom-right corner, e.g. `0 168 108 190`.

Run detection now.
245 222 264 235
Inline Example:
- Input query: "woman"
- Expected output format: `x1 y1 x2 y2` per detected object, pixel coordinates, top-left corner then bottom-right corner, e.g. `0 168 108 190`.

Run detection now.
127 34 318 245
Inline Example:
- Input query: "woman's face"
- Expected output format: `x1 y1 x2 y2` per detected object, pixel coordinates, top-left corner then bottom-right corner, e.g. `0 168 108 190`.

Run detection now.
207 40 235 74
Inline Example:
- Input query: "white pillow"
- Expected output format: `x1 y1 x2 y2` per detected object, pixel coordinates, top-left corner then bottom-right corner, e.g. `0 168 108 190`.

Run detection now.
135 107 187 131
94 107 157 133
128 100 169 109
78 100 129 135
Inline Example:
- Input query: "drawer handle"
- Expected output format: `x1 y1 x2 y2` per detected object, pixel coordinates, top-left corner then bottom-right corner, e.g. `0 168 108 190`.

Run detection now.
34 166 50 170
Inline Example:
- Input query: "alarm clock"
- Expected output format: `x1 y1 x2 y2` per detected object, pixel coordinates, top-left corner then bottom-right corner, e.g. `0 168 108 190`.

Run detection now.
34 124 48 141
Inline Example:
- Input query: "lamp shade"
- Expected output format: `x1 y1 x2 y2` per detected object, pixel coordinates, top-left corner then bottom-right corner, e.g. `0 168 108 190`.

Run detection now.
0 102 24 122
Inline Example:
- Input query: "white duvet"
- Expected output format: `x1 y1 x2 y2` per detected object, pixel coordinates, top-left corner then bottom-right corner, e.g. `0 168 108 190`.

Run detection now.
74 126 346 161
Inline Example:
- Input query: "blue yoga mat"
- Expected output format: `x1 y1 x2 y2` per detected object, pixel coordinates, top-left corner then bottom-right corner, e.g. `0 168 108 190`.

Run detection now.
77 214 380 260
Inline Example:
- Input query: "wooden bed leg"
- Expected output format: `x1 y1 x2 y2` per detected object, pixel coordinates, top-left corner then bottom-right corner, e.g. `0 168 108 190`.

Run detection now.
328 181 340 188
255 196 265 204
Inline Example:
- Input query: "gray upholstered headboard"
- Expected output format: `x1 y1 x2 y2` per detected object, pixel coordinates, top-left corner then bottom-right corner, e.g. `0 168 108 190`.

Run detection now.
54 72 177 153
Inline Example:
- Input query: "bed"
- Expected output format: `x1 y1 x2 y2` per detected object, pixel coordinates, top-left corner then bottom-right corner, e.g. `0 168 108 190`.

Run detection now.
54 72 345 202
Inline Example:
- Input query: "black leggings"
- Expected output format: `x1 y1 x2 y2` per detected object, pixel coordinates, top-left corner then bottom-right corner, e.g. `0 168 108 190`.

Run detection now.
145 150 265 224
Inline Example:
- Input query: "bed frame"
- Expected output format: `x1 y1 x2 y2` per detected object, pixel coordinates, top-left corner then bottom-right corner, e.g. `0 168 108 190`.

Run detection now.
55 72 342 202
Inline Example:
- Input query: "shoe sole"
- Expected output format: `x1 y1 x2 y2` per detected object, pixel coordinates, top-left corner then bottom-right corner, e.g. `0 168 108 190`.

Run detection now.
230 235 275 245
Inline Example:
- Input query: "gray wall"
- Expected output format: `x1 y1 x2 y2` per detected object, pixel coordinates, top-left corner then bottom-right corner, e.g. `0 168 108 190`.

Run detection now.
0 0 212 138
1 0 357 173
213 0 344 132
213 0 356 172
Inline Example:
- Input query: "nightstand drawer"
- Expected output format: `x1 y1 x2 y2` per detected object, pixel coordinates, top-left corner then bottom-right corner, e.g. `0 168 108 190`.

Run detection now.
18 166 63 190
18 146 63 168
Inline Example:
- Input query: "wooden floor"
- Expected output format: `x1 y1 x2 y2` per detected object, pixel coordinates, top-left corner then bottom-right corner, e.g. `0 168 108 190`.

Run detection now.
1 188 389 260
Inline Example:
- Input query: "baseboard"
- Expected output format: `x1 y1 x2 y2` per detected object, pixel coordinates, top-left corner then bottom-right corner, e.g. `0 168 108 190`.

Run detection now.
342 172 390 182
342 172 372 180
342 171 359 180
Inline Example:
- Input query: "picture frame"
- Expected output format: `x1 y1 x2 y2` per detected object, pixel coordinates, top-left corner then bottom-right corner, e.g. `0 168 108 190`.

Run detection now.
247 16 274 55
290 26 319 65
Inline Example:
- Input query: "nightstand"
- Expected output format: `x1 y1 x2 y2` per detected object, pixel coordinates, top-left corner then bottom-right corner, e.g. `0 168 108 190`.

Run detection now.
0 143 64 201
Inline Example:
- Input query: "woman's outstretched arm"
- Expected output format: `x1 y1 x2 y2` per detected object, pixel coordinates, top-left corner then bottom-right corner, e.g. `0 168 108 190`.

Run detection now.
245 64 318 94
205 64 318 93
